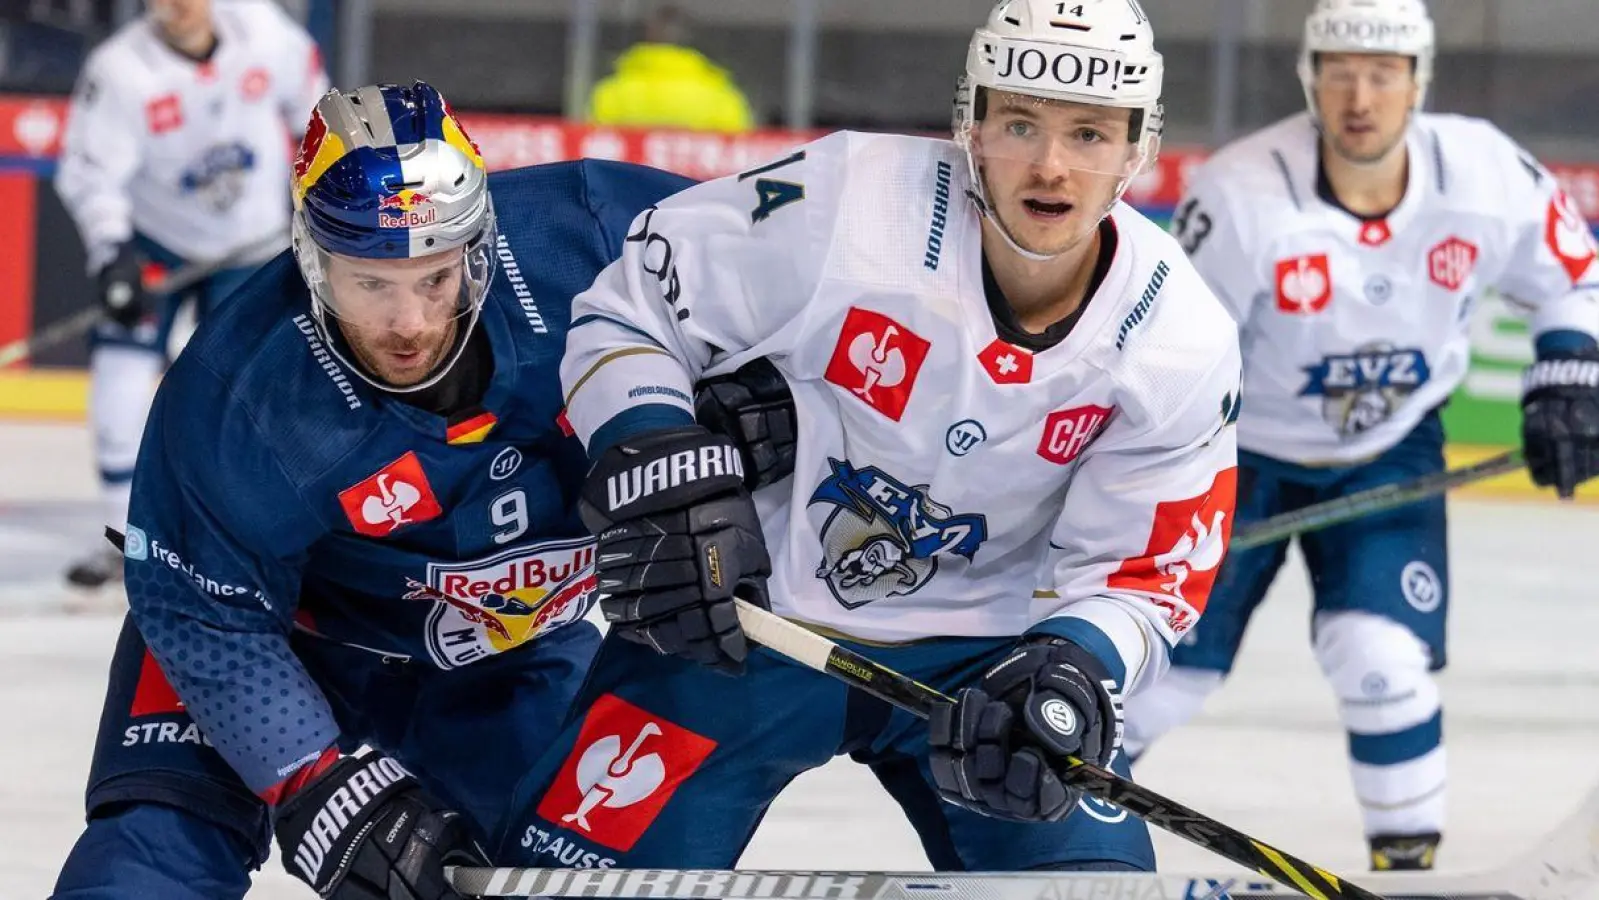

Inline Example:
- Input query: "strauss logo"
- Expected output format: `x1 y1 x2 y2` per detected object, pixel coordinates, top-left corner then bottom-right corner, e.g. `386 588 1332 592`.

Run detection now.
561 723 667 832
847 325 908 402
361 474 422 529
1151 509 1228 602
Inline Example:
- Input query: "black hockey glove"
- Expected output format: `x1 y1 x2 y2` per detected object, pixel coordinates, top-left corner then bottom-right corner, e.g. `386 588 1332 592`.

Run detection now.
695 357 798 490
579 425 772 674
96 243 152 329
929 637 1123 823
273 752 484 899
1521 348 1599 499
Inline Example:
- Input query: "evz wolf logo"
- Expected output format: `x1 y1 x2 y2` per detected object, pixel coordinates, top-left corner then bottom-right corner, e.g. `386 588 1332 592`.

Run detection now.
808 458 987 609
1300 342 1430 437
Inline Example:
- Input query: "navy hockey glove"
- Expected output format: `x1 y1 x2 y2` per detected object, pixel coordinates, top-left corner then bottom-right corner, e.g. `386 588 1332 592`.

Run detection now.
96 243 152 329
929 637 1123 823
273 752 484 899
579 425 772 674
1521 348 1599 499
695 358 798 491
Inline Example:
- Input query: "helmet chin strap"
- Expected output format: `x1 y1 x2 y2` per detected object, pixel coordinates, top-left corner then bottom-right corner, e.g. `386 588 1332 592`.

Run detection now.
964 175 1125 265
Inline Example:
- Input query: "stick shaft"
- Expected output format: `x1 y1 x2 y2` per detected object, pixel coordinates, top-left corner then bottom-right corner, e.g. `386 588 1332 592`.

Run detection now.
1232 449 1524 550
734 600 1377 900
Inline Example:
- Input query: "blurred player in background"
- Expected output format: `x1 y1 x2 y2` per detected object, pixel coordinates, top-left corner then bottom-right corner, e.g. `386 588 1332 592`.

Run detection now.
49 82 701 900
1122 0 1599 871
501 0 1239 873
52 0 327 595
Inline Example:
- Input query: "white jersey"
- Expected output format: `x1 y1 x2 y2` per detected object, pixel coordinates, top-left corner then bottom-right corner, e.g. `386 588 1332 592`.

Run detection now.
1176 112 1599 466
55 1 328 270
562 132 1240 695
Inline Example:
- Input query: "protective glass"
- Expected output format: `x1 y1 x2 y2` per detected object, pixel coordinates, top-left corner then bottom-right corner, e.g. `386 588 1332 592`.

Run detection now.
964 91 1150 181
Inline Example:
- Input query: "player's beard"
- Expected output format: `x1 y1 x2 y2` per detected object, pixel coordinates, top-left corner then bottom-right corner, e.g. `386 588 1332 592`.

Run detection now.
342 317 460 389
1325 118 1408 167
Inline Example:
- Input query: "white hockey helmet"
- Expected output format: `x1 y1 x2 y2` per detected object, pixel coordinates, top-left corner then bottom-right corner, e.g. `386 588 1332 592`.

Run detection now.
1297 0 1435 120
954 0 1165 257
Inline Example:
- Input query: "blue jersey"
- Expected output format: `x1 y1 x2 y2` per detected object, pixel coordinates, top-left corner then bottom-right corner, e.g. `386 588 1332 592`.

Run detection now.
123 160 693 796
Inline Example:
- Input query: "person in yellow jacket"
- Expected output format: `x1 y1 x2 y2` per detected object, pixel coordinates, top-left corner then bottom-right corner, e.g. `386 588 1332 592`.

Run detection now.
588 4 755 133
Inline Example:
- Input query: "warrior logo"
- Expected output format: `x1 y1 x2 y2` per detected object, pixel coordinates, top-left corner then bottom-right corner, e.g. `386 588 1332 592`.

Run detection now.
808 459 987 609
1300 343 1431 437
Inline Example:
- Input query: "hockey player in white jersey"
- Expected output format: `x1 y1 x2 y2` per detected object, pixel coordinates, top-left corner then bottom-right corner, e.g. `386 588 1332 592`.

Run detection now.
498 0 1240 871
53 0 327 592
1122 0 1599 871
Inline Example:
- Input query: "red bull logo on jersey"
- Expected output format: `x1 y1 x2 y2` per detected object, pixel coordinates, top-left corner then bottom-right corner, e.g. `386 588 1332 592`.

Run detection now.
1107 467 1237 633
535 693 717 852
414 536 597 669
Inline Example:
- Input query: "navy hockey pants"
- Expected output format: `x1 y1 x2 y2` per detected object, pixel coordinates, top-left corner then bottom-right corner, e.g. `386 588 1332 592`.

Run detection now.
51 614 599 899
498 630 1155 871
1172 410 1451 674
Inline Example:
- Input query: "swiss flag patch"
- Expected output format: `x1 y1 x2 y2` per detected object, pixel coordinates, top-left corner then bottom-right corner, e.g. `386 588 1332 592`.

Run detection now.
535 693 717 852
337 451 443 537
823 307 931 422
1546 190 1598 284
977 339 1033 385
130 651 185 717
1275 254 1332 314
1107 468 1238 635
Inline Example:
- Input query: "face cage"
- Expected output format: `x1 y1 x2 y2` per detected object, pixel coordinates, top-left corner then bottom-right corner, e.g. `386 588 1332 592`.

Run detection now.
954 95 1159 262
293 208 501 394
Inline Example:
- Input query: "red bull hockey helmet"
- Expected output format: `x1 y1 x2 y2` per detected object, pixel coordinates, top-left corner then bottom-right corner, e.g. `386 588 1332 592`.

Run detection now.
290 81 498 392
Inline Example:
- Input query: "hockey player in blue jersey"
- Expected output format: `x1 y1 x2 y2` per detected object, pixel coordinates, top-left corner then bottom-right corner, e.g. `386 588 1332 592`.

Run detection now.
50 81 695 900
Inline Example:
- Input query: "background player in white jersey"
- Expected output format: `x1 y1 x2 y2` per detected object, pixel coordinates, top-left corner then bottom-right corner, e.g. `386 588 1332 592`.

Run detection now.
1122 0 1599 871
53 0 327 593
496 0 1240 871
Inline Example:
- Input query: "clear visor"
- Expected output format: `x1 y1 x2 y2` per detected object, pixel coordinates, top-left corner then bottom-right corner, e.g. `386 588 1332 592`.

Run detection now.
963 91 1151 181
1311 56 1416 95
303 237 494 332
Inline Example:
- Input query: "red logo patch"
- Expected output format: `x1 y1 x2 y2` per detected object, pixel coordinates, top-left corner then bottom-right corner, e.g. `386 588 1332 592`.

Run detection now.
1275 254 1332 314
977 339 1033 385
1358 219 1392 247
337 451 443 537
145 94 183 134
1546 190 1598 284
1427 236 1479 292
130 651 185 717
240 67 271 101
535 694 717 852
823 307 931 422
1106 468 1238 633
1037 404 1113 466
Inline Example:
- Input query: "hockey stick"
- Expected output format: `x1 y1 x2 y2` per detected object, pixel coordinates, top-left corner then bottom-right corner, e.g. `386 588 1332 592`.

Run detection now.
1230 449 1525 551
0 230 288 369
449 797 1599 900
447 596 1599 899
